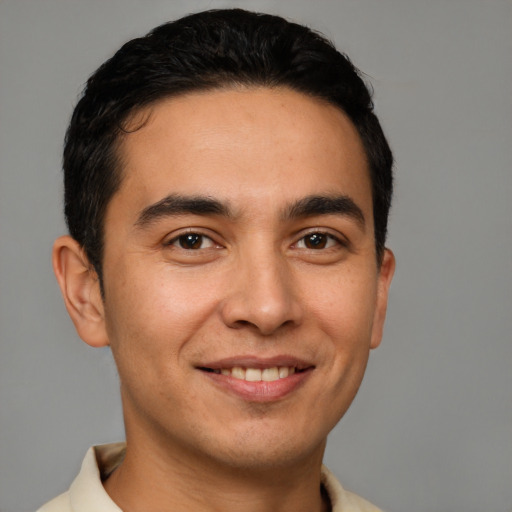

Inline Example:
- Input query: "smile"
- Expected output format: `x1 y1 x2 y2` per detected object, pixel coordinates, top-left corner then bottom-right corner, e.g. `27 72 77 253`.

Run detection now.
197 357 314 401
201 366 297 382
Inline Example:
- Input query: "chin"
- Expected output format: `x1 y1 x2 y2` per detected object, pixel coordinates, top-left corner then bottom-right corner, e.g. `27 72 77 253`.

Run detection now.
197 424 328 472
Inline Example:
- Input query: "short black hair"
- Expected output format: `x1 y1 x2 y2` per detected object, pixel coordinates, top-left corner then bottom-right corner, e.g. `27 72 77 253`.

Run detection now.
63 8 393 282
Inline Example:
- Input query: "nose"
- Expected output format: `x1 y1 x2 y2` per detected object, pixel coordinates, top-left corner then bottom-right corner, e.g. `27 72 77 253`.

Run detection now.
220 249 303 336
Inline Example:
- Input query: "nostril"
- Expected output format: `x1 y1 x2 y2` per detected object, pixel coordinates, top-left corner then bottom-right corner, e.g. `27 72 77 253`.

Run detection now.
231 319 252 328
227 318 297 337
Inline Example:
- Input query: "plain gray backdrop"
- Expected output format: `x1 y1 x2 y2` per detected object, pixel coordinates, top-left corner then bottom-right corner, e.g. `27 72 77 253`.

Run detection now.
1 1 511 511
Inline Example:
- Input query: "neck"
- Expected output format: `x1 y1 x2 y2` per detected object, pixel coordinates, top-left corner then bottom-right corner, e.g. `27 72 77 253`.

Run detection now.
103 435 330 512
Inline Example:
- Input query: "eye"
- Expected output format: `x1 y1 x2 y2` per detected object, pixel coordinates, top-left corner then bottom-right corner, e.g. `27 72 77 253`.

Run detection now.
169 233 216 250
296 232 340 250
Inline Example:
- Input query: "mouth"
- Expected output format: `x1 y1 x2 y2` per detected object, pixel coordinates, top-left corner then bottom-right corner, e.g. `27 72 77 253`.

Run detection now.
195 357 315 402
198 365 303 382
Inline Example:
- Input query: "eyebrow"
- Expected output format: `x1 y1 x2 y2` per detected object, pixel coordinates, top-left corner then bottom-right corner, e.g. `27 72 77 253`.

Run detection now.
135 194 233 228
282 195 366 228
134 193 365 230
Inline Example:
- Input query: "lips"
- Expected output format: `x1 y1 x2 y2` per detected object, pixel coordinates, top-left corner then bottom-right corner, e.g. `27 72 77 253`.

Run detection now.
197 357 314 401
200 366 297 382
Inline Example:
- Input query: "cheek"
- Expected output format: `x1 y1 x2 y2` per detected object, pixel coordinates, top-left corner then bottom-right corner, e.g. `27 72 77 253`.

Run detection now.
303 266 378 404
305 267 378 345
103 261 223 359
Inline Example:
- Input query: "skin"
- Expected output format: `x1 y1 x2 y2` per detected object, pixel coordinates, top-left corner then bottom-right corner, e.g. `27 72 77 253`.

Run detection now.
53 87 394 512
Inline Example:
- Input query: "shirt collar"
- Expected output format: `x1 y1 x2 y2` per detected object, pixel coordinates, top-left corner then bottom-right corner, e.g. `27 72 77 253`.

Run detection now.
68 442 380 512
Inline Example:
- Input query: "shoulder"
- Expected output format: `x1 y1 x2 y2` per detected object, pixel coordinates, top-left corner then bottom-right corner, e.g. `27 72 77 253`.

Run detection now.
322 466 384 512
36 443 126 512
36 491 71 512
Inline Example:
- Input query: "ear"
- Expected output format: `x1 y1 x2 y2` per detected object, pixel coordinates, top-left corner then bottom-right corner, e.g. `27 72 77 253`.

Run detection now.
52 235 109 347
370 248 395 350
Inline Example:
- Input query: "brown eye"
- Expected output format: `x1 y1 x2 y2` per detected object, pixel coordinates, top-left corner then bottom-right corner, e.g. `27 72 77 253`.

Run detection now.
303 233 327 249
171 233 215 250
296 233 339 250
179 234 202 249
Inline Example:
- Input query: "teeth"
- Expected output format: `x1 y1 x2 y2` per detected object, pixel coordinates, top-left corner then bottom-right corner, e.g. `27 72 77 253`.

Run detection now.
231 367 245 380
245 368 261 381
210 366 297 382
262 367 279 381
279 367 289 378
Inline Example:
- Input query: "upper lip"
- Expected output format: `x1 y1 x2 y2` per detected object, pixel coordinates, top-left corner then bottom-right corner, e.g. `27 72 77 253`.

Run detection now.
197 355 314 371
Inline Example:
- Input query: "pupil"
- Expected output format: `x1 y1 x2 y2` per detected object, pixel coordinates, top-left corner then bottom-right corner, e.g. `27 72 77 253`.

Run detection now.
180 234 201 249
306 233 326 249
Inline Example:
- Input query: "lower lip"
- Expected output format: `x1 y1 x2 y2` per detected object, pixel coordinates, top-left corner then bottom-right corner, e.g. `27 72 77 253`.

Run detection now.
201 369 313 402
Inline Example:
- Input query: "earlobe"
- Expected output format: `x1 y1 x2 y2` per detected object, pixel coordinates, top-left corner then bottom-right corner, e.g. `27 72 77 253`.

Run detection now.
52 235 109 347
370 248 395 350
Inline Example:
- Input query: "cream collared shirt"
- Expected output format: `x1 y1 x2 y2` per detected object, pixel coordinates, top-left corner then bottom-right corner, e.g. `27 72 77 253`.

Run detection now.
37 443 383 512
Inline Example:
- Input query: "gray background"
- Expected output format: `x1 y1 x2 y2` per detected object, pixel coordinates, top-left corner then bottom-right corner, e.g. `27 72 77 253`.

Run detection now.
1 1 511 511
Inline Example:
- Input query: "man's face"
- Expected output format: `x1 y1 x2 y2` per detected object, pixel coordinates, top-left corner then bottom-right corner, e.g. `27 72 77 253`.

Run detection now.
99 87 394 469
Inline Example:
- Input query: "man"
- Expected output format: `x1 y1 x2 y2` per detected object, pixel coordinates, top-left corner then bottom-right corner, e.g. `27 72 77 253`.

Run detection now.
40 8 395 512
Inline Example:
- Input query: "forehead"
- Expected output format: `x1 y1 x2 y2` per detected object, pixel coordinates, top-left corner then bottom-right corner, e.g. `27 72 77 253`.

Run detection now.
112 87 371 221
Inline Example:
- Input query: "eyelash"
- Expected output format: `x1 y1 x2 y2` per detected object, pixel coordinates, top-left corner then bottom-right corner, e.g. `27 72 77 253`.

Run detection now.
165 229 347 251
166 230 219 250
294 231 346 250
